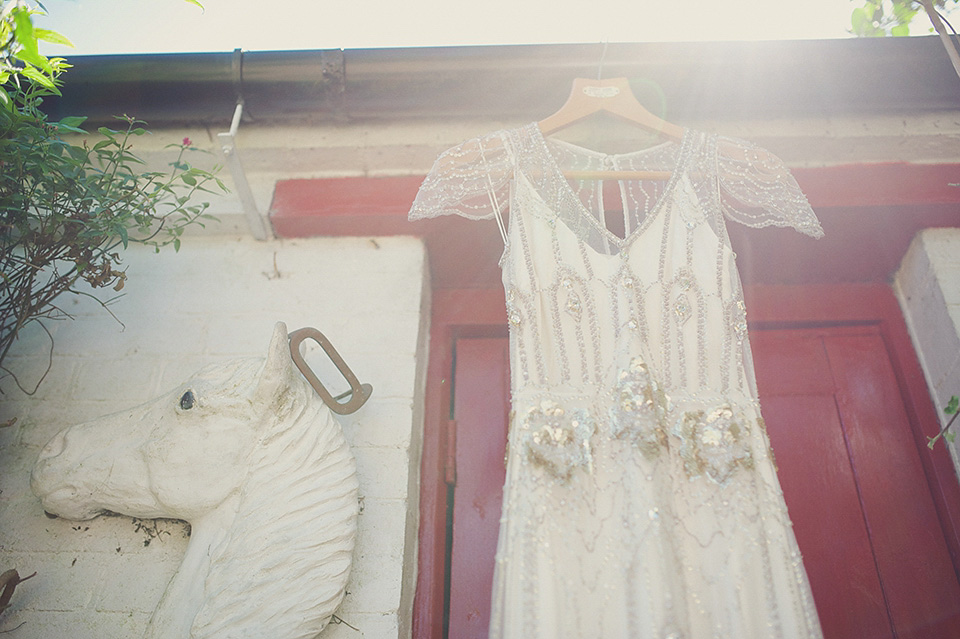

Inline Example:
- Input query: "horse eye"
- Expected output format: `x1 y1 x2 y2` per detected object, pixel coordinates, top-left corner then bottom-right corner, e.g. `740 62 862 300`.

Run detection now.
179 390 196 410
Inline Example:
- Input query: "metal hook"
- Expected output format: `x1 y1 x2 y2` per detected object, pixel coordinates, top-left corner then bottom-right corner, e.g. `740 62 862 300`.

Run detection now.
288 327 372 415
597 41 609 81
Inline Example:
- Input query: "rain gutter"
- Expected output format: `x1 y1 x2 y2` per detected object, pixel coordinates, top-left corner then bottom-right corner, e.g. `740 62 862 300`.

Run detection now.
41 37 960 127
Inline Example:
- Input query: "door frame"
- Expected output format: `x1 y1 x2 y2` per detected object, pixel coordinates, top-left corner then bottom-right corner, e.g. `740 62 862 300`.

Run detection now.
412 282 960 638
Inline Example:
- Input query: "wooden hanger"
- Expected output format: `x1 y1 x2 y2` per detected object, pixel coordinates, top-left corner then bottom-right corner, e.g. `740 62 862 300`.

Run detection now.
538 77 684 181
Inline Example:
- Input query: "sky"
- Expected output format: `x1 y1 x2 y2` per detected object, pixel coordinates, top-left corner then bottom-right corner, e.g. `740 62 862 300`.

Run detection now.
32 0 886 56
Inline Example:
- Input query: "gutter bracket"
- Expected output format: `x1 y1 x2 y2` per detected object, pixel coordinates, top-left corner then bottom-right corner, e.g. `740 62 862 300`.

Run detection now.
218 100 272 241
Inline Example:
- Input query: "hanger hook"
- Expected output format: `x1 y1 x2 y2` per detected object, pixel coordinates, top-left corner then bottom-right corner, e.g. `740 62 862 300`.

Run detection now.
597 41 609 81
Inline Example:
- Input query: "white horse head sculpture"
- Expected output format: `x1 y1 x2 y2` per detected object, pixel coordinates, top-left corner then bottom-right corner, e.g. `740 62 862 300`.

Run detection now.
31 322 359 639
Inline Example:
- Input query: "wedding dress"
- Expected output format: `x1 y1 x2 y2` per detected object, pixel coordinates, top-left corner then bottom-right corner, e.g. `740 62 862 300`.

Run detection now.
410 123 824 639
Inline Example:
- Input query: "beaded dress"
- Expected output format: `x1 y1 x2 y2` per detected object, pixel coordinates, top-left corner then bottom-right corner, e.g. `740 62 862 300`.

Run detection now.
409 123 824 639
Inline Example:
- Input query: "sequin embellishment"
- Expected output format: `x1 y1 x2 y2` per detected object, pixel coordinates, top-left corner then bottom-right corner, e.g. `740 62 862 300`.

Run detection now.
731 299 748 343
506 288 522 327
673 405 755 484
521 400 595 479
609 358 669 458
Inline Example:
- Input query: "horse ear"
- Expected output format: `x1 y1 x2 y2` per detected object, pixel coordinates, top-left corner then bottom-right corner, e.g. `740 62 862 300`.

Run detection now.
253 321 297 407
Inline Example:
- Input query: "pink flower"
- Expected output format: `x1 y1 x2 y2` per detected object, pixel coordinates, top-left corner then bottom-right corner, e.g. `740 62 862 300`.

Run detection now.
182 137 192 147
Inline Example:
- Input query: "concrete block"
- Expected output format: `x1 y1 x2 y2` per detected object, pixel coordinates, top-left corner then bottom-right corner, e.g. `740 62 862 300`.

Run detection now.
321 611 399 639
0 609 151 639
908 278 960 387
92 552 180 613
342 547 404 616
1 321 60 362
354 449 414 500
342 400 414 450
923 228 960 266
1 550 98 612
895 233 934 307
345 353 419 400
354 498 406 562
0 357 76 404
939 267 960 307
70 358 161 403
0 445 39 504
0 403 26 447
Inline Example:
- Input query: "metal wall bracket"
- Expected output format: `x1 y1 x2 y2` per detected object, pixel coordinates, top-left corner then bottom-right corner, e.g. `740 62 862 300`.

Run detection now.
218 100 273 241
288 327 373 415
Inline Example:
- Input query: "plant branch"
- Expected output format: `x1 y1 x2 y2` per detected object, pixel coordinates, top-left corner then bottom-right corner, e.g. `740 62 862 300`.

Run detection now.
920 0 960 80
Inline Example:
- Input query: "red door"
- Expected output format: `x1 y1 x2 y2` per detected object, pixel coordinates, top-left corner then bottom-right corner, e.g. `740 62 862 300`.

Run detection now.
446 326 960 638
448 338 510 639
753 326 960 639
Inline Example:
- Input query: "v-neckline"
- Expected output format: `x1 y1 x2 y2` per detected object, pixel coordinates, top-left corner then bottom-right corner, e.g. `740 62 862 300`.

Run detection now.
526 123 693 253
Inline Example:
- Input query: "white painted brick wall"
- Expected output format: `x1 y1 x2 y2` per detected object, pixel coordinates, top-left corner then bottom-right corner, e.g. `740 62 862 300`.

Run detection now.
0 235 428 638
895 228 960 472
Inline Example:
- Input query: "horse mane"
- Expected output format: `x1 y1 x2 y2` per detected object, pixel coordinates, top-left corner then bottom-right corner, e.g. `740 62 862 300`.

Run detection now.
190 373 359 638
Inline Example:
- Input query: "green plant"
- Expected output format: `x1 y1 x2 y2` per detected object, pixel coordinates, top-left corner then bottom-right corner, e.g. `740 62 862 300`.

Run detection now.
927 395 959 448
0 0 226 393
851 0 959 36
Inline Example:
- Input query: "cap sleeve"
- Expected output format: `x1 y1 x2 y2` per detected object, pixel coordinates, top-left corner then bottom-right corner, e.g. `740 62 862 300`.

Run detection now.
408 131 513 222
716 136 823 238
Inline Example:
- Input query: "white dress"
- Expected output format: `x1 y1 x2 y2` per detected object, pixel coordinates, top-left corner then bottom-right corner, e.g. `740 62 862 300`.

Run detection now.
410 123 824 639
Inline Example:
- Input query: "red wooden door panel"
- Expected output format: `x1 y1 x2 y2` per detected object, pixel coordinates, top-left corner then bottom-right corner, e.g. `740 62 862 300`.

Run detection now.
754 328 960 639
446 327 960 638
449 338 510 639
762 393 892 639
825 334 960 638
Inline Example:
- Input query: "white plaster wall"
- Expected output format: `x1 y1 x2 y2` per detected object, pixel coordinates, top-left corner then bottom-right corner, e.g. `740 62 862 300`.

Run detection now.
0 235 428 638
895 228 960 472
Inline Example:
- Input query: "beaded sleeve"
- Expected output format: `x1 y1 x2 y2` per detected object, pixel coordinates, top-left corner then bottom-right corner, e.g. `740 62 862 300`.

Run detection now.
408 131 513 222
716 136 823 238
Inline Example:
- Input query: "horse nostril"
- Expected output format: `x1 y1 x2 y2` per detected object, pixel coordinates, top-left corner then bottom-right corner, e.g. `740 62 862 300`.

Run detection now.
43 511 59 519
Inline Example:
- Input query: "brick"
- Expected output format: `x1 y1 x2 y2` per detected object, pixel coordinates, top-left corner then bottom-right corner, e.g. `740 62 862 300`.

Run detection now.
908 278 960 387
0 445 39 504
321 611 399 639
0 357 76 403
92 551 180 613
354 448 415 500
0 609 151 639
938 267 960 307
69 358 161 403
923 228 960 266
895 233 934 307
0 550 98 611
341 400 415 450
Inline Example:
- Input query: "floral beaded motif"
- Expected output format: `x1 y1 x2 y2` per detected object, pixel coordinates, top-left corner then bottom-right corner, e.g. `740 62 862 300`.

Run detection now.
609 358 669 458
520 400 595 480
672 404 755 484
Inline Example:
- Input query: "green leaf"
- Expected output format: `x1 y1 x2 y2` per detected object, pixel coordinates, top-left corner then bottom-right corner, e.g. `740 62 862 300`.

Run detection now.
59 116 87 128
946 395 959 414
183 0 205 9
118 224 129 248
891 24 910 37
851 7 872 34
173 237 181 252
15 47 51 72
947 431 957 444
12 7 38 56
34 28 74 48
18 64 55 89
